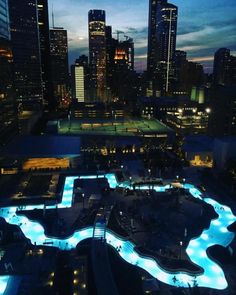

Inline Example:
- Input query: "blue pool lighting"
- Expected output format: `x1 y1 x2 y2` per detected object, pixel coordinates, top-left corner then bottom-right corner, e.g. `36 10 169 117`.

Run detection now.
0 173 235 292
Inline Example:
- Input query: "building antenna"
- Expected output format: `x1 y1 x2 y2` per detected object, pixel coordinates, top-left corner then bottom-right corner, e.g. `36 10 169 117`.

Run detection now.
52 3 55 28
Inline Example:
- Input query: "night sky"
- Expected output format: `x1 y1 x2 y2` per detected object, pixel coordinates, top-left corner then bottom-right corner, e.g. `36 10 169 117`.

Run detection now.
49 0 236 72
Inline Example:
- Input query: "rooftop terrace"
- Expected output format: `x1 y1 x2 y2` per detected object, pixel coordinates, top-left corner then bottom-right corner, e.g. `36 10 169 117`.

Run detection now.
58 118 173 137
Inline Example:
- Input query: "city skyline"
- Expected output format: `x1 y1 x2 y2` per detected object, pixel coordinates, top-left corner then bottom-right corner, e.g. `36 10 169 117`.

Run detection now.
48 0 236 72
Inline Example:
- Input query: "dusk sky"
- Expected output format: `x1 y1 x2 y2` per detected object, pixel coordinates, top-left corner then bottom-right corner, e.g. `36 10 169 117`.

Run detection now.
48 0 236 72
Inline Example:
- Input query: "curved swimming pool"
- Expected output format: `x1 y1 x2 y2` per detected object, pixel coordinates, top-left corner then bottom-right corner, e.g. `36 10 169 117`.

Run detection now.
0 173 235 293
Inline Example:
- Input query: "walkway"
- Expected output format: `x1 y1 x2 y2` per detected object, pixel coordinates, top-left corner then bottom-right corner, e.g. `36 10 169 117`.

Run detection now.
91 208 119 295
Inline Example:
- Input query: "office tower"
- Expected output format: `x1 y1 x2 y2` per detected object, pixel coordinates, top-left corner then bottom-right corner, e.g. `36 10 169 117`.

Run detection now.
229 55 236 85
88 10 106 102
213 48 231 86
147 0 178 95
114 38 134 71
147 0 166 80
111 37 135 100
37 0 53 106
106 25 113 92
209 85 236 136
8 0 43 101
0 0 17 144
71 56 89 102
74 66 85 103
71 60 85 102
50 27 69 105
173 51 204 95
174 50 187 92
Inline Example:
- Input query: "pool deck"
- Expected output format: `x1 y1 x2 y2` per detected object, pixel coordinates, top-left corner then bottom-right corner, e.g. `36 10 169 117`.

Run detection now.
0 173 235 293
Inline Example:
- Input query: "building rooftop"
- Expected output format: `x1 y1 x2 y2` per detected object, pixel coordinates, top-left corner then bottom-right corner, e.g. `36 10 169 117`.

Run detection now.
58 118 174 137
0 136 81 158
138 96 193 106
183 135 214 153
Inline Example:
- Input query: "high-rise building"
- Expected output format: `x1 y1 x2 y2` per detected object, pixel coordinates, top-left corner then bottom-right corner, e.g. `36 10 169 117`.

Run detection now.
71 56 89 102
0 0 10 40
71 60 85 103
147 0 165 80
106 25 113 92
37 0 53 106
8 0 43 101
209 85 236 136
50 27 69 105
74 66 85 103
147 0 178 95
213 48 231 86
0 0 17 144
88 10 106 102
173 51 204 96
111 37 135 100
229 55 236 85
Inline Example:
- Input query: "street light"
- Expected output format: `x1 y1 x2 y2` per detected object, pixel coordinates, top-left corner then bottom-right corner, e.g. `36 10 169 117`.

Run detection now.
82 193 85 209
180 241 183 260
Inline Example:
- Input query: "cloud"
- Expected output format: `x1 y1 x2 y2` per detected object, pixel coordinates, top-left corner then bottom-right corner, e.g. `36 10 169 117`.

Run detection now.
48 0 236 72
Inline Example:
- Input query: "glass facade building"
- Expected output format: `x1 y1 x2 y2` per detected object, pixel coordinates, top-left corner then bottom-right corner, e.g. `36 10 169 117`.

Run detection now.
0 0 10 39
8 0 42 101
37 0 53 106
50 27 69 105
0 0 17 145
147 0 178 95
88 10 107 102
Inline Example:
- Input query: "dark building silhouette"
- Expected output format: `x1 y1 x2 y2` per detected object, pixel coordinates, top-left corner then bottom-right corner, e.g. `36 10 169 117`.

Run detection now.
174 50 187 93
147 0 178 95
111 37 135 101
106 25 113 96
213 48 236 86
0 0 17 144
213 48 231 86
37 0 53 107
229 55 236 85
50 27 69 105
147 0 164 80
209 85 236 136
88 10 107 102
174 50 204 96
8 0 42 101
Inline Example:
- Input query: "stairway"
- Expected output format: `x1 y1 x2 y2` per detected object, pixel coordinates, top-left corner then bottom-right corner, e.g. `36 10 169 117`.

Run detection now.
93 222 106 240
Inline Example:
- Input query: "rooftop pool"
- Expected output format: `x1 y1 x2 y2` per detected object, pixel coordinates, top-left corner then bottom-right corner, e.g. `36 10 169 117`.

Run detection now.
0 173 235 293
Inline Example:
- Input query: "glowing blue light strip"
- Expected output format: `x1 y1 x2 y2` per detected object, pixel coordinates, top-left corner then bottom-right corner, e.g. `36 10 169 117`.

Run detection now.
0 173 235 292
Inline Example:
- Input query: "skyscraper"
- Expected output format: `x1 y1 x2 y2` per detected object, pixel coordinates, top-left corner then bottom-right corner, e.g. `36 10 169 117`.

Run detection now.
71 59 85 103
147 0 178 95
106 25 113 92
8 0 43 101
213 48 231 86
0 0 17 144
229 55 236 85
0 0 10 40
37 0 53 106
71 56 89 102
174 51 204 95
111 37 135 100
147 0 165 80
50 27 69 105
88 10 106 102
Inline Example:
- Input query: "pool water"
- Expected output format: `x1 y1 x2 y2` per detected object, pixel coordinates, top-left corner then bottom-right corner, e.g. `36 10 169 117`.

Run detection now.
0 173 235 293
